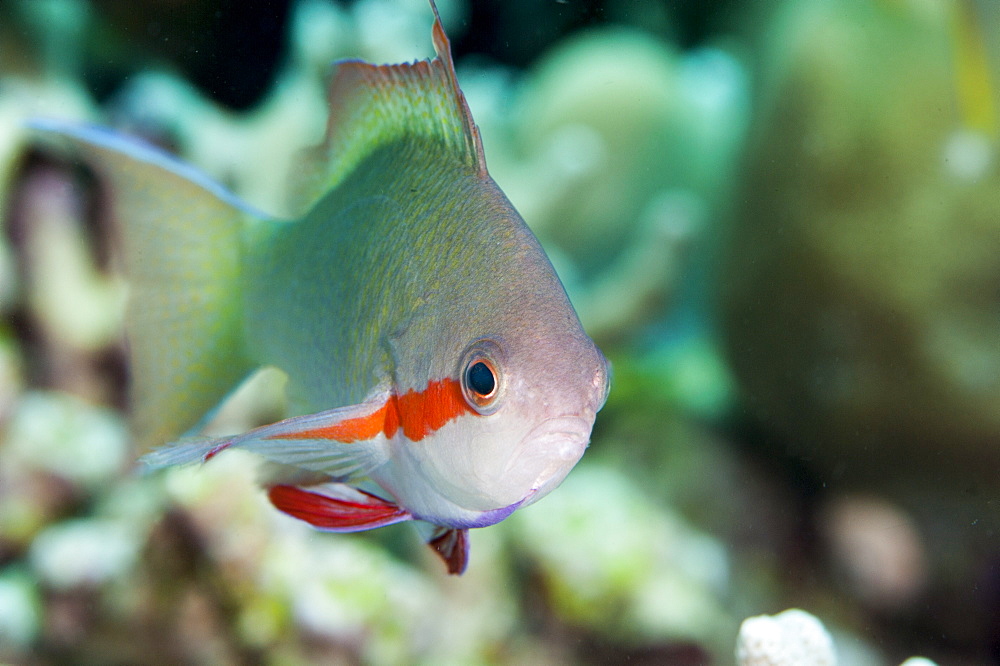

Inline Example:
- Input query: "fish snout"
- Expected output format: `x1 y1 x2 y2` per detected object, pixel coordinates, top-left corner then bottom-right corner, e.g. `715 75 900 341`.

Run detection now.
512 416 591 506
592 348 612 412
528 415 591 459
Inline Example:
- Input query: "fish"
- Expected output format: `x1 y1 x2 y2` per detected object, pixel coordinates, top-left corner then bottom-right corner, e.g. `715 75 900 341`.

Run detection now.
30 1 609 574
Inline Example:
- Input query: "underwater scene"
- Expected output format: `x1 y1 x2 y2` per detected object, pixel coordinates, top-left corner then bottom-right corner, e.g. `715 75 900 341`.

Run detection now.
1 0 999 663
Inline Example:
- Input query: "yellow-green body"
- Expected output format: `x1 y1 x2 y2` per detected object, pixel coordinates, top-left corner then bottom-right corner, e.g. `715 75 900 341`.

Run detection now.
246 138 577 416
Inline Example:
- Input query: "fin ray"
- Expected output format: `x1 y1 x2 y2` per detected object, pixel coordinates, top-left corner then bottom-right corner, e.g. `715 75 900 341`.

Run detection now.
290 4 486 213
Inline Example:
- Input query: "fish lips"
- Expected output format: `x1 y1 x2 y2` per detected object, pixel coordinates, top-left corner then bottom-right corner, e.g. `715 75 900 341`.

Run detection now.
508 415 591 508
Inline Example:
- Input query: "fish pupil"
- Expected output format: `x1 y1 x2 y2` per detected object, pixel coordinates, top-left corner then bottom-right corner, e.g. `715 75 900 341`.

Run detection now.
467 361 496 396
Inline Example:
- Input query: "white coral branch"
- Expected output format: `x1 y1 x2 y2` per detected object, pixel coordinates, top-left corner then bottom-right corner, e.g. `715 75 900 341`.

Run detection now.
736 609 836 666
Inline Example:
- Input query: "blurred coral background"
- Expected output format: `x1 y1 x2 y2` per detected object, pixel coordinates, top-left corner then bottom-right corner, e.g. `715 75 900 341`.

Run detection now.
1 0 999 663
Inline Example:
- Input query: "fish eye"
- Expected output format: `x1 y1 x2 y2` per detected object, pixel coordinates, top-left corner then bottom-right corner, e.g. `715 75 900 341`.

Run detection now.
466 360 497 399
459 339 504 414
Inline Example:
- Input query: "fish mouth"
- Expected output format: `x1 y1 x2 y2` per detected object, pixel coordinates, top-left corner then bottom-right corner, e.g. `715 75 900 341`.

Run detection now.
510 416 591 507
402 415 592 521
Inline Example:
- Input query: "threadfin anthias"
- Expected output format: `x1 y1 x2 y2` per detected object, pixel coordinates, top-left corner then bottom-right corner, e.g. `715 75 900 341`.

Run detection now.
31 1 609 575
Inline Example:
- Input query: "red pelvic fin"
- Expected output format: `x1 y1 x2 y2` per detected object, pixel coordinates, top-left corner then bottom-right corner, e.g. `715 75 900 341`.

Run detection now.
428 528 470 575
268 484 411 532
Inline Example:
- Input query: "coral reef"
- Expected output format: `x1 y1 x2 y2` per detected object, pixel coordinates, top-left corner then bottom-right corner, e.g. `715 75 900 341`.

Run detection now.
718 0 1000 648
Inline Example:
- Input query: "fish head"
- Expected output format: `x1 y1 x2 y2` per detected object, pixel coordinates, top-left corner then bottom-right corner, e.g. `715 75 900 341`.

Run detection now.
368 176 610 529
377 321 610 529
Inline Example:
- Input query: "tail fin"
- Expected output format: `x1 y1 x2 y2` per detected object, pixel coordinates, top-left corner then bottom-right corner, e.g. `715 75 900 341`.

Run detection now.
30 119 267 448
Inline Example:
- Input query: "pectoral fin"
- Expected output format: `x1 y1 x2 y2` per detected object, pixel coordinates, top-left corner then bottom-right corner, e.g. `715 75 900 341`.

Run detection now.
140 385 393 481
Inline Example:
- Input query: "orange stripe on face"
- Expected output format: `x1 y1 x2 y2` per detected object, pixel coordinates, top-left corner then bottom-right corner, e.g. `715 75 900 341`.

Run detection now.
397 378 473 441
266 378 474 443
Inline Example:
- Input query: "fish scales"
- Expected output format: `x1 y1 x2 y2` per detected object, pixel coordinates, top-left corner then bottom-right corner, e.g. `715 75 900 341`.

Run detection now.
247 138 568 414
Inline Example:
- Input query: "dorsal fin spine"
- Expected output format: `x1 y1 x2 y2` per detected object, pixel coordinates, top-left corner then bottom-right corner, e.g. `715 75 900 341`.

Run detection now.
429 2 488 175
288 2 487 214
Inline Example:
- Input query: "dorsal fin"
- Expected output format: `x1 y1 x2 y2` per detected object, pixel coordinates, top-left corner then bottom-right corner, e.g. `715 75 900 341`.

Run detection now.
290 1 487 214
